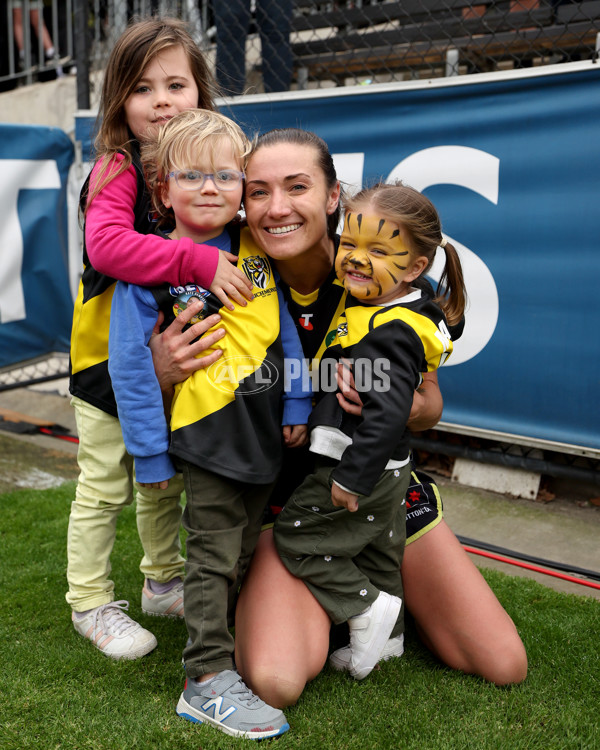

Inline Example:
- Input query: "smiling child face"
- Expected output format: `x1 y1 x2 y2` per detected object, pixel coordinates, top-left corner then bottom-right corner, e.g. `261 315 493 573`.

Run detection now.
335 208 427 304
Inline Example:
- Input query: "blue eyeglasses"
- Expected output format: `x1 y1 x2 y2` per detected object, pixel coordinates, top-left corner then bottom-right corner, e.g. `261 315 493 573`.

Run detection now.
166 169 244 192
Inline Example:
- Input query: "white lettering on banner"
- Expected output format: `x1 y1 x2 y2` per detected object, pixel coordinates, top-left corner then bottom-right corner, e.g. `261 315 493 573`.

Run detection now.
387 146 500 365
0 160 61 323
332 153 365 194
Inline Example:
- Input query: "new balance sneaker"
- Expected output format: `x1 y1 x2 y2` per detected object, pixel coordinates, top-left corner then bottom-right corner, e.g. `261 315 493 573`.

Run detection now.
72 601 157 660
329 633 404 672
141 578 184 618
176 670 290 739
346 591 402 680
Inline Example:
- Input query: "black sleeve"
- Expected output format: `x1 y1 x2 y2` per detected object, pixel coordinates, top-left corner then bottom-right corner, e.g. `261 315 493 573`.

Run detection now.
330 320 423 496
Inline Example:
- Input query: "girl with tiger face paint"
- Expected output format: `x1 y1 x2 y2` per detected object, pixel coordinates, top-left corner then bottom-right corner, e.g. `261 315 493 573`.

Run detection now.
338 182 465 324
336 210 428 305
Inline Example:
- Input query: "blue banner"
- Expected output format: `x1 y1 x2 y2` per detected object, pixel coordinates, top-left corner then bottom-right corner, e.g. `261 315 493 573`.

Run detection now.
222 64 600 453
0 124 74 367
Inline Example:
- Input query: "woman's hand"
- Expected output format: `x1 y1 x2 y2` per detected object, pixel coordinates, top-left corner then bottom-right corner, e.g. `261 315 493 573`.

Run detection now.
335 360 363 415
210 251 254 310
149 300 226 391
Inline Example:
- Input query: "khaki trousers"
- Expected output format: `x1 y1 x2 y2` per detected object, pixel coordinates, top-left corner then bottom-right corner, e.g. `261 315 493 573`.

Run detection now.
66 397 184 612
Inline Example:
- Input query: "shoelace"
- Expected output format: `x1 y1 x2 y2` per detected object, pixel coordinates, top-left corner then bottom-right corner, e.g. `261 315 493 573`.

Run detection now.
228 674 263 708
94 601 136 637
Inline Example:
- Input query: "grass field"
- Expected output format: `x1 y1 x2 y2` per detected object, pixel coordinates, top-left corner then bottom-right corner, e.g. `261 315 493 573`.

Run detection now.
1 482 598 750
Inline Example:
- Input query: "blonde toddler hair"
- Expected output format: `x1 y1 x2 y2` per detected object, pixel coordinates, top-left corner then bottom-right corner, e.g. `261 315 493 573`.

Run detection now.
142 108 253 226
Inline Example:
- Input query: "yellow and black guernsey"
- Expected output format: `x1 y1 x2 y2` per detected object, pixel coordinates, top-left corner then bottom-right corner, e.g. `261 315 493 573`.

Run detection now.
168 228 285 483
69 149 151 416
109 225 300 486
308 289 453 497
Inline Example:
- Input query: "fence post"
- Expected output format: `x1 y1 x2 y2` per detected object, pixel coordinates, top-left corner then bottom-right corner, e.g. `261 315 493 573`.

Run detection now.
74 0 90 109
445 48 459 77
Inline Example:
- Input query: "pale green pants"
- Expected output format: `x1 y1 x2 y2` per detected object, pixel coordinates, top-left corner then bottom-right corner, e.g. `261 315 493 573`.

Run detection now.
66 397 185 612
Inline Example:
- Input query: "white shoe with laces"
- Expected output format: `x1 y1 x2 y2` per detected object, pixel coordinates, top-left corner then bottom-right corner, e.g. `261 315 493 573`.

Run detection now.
329 633 404 672
345 591 402 680
72 600 157 660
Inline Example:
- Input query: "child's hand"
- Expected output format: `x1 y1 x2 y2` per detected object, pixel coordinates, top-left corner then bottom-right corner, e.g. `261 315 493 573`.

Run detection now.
211 251 254 310
331 482 359 512
138 479 171 490
283 424 308 448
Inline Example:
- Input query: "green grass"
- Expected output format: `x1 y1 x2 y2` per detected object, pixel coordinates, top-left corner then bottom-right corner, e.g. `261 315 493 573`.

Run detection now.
1 483 599 750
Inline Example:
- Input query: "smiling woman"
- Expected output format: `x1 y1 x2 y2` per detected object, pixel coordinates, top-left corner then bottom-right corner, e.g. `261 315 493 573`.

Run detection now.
244 132 340 292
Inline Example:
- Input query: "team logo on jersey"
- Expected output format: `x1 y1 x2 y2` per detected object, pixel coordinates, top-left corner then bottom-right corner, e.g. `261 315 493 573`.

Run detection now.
241 256 271 290
299 313 314 331
325 329 337 346
336 321 348 338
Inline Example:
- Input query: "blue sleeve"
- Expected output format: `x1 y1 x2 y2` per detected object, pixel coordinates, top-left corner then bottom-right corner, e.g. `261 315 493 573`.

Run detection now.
108 282 176 483
276 282 313 426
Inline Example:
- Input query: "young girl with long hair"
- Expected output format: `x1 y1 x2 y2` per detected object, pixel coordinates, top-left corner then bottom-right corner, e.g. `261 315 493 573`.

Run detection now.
67 17 251 661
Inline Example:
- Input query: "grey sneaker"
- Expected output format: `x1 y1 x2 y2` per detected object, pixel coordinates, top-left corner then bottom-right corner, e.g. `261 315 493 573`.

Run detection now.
176 670 290 739
72 600 157 660
347 591 402 680
329 633 404 672
141 579 184 618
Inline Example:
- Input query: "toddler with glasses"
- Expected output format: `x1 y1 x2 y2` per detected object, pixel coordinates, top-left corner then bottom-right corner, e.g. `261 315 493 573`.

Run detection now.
107 109 310 740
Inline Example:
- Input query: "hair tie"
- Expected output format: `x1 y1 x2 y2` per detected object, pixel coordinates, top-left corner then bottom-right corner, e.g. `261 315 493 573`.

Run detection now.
439 237 447 248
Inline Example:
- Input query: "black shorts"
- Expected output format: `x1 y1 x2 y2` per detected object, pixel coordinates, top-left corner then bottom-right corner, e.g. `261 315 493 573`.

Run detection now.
264 448 443 544
404 468 443 545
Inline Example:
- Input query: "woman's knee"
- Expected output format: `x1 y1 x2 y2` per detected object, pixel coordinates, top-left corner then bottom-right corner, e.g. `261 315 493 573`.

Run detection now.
243 665 306 709
482 637 528 685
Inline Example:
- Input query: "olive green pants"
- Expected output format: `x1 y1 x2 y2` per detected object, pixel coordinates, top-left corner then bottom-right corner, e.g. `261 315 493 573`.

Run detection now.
274 461 409 634
179 461 273 678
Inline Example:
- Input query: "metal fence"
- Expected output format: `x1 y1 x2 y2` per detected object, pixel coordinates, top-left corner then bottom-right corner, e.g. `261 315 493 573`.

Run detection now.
0 0 74 88
3 1 599 96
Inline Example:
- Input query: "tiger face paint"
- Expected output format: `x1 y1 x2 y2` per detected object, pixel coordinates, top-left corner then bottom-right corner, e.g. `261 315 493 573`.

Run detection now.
335 211 427 304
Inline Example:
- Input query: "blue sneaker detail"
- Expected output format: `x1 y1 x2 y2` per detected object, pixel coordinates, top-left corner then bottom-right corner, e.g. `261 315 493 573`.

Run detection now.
176 670 290 739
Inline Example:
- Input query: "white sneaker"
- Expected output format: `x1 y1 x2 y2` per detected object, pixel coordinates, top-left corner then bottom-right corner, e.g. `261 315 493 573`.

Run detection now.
72 601 157 660
141 579 184 618
346 591 402 680
329 633 404 672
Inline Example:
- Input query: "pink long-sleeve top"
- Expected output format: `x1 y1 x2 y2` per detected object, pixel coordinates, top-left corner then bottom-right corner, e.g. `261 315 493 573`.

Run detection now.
84 154 219 288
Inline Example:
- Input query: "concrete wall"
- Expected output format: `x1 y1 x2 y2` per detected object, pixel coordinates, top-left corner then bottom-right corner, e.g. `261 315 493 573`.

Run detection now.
0 75 78 134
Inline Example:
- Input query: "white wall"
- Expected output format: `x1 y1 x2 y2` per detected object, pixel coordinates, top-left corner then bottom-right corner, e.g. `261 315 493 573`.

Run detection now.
0 75 78 132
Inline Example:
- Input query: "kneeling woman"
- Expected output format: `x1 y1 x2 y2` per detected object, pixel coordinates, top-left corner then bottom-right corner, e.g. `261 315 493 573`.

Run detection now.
233 128 527 709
